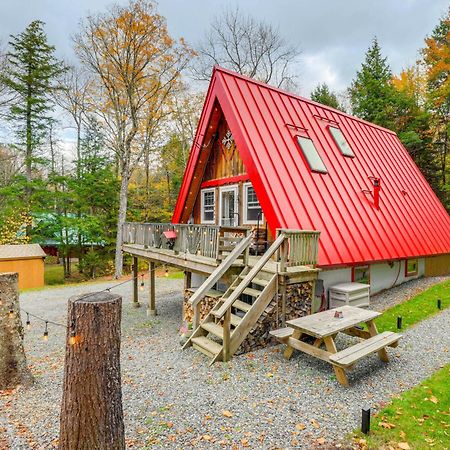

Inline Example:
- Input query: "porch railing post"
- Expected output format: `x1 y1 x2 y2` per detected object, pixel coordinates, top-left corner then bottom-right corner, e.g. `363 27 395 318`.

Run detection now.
222 308 231 362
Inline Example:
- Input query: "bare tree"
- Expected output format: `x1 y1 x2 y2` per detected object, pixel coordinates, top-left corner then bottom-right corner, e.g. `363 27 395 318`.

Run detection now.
192 7 301 90
74 0 194 277
54 65 90 173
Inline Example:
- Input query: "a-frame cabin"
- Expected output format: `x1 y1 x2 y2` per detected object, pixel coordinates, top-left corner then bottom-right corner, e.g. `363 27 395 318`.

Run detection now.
122 66 450 363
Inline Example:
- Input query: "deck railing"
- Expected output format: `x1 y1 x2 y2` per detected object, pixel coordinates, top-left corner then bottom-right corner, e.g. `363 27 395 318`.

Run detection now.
276 229 321 269
122 222 248 260
122 223 320 267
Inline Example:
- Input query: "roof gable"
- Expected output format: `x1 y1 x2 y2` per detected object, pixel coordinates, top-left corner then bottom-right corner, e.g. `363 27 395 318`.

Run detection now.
0 244 46 260
173 67 450 266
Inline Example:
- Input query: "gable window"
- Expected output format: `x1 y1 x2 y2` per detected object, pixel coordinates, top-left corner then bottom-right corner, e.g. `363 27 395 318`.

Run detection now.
296 136 328 173
405 259 418 277
243 183 263 224
201 188 215 224
329 126 354 157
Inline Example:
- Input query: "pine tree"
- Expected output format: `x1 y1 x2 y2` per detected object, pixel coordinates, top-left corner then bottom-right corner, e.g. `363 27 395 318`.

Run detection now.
1 21 65 191
349 38 396 129
310 83 342 110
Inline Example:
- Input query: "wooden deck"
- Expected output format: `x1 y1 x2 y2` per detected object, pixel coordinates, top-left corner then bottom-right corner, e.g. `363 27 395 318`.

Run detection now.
122 243 320 280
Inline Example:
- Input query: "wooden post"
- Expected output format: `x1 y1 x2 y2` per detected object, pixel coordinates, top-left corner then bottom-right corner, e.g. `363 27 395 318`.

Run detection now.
0 272 33 389
148 262 156 316
193 302 201 330
59 291 125 450
132 256 140 308
184 271 192 291
222 308 231 362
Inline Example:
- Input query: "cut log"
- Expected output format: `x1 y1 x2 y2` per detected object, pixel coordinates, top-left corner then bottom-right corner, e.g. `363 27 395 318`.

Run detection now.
59 291 125 450
0 272 33 389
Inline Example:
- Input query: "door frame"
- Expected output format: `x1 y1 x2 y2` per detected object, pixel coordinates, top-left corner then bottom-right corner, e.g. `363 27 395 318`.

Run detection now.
219 185 239 226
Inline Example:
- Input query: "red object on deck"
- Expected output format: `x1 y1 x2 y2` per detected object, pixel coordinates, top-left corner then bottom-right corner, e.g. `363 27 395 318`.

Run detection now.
163 230 177 240
173 66 450 267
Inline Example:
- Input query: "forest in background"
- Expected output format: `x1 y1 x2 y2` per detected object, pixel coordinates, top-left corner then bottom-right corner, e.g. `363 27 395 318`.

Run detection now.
0 0 448 279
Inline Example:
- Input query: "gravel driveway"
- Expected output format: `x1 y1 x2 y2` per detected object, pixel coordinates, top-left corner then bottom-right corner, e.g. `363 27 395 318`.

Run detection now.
0 276 449 449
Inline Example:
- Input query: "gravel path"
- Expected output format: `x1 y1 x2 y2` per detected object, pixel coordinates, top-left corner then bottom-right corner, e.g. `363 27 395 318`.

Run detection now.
0 276 449 449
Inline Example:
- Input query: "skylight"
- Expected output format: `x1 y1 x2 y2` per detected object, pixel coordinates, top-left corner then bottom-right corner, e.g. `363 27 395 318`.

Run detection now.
296 136 328 174
329 126 354 157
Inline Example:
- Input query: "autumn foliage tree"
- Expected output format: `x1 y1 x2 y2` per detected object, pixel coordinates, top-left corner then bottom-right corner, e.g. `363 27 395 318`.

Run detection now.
74 0 194 277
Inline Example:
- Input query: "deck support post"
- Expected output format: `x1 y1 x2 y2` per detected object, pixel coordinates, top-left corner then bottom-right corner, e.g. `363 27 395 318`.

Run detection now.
222 308 231 362
148 261 156 316
184 271 192 291
132 257 140 308
280 278 287 327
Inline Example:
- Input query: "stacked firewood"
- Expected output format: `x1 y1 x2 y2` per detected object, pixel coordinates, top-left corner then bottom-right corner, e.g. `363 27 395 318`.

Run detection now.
183 290 217 324
237 281 313 354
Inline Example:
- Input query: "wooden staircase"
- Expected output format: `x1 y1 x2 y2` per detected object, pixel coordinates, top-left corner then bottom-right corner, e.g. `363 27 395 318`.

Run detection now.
183 234 286 364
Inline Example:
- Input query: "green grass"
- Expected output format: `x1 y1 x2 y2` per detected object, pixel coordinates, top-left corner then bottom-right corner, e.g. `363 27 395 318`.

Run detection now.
44 264 66 285
374 279 450 332
354 364 450 449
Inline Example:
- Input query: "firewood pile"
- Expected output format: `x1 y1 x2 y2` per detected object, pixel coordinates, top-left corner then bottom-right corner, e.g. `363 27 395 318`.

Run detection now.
237 281 313 354
183 290 217 324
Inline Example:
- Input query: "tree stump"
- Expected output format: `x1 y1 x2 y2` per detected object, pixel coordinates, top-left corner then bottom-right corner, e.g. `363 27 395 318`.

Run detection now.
59 292 125 450
0 272 33 390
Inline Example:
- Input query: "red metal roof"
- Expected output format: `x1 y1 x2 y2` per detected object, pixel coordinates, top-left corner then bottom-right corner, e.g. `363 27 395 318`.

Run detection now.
173 67 450 267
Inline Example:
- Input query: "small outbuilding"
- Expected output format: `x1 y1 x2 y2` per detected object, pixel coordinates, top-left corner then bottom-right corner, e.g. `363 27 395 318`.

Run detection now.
0 244 46 289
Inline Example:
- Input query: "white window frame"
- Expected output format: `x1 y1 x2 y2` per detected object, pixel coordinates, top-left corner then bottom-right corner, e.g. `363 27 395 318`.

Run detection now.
200 188 216 224
243 182 263 224
219 185 239 226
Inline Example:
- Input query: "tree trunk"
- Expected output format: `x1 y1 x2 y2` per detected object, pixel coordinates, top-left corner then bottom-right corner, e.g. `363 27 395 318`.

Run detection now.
114 170 129 278
59 291 124 450
0 272 33 389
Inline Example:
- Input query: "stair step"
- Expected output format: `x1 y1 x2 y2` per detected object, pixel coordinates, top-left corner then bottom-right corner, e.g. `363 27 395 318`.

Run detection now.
233 299 252 312
202 322 224 339
230 313 242 327
191 336 222 358
239 275 269 286
229 285 262 297
186 288 223 299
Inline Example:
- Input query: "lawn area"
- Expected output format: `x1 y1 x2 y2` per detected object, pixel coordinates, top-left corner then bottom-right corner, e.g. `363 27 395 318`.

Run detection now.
354 364 450 449
374 279 450 332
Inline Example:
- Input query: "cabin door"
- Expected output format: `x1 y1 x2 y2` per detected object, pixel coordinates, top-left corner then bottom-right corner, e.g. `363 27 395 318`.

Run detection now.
219 186 239 226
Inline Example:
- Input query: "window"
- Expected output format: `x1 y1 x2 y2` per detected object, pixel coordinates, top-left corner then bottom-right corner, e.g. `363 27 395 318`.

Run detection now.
352 265 370 284
201 189 215 223
244 183 263 224
405 259 418 277
296 136 328 173
329 126 354 157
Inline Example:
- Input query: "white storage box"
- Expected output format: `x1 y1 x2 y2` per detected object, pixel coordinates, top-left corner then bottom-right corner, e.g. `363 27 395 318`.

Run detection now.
329 282 370 308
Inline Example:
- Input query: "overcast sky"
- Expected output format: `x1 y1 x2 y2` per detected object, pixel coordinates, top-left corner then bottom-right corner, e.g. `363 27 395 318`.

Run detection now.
0 0 447 152
0 0 448 95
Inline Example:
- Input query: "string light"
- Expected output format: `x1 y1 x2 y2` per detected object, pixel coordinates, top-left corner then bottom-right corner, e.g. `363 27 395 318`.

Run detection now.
8 309 14 319
165 268 169 278
43 321 49 342
140 274 145 291
0 298 3 306
26 313 31 330
69 320 77 346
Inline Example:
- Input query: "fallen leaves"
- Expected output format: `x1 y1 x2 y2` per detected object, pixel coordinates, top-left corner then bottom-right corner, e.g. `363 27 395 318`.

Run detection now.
397 442 410 450
379 421 396 429
295 423 306 431
222 410 233 418
310 418 320 429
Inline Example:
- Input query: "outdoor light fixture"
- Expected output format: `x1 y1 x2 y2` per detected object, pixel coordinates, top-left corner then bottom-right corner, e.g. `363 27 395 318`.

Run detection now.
165 268 169 278
43 321 49 341
361 408 370 434
140 274 145 291
397 316 402 329
26 313 31 330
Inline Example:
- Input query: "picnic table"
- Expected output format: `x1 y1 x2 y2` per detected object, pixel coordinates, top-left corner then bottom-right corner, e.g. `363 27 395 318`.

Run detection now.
270 305 401 386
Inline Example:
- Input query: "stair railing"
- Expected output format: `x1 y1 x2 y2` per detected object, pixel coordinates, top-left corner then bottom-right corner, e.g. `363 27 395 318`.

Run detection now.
188 232 252 329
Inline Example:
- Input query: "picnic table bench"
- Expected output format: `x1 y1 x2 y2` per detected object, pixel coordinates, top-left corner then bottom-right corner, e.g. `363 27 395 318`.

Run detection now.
270 305 402 386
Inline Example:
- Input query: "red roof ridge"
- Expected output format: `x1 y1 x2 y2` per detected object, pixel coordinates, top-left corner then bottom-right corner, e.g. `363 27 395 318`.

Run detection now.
212 65 398 136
